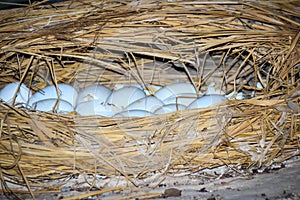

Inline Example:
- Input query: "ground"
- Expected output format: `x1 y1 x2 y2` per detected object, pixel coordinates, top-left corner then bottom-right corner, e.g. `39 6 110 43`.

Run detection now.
1 157 300 199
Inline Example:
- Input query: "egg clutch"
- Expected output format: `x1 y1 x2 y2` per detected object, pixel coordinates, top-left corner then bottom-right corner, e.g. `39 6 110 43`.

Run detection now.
0 82 227 117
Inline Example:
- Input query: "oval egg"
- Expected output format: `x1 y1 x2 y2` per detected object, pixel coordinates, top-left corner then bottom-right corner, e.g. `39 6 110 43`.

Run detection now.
225 91 244 100
114 84 161 95
205 82 224 95
187 94 227 109
154 103 186 114
76 100 120 117
32 98 73 114
143 84 162 95
113 110 154 118
125 96 164 113
0 82 32 106
106 86 146 110
29 84 78 107
77 84 111 105
155 83 198 101
163 93 199 106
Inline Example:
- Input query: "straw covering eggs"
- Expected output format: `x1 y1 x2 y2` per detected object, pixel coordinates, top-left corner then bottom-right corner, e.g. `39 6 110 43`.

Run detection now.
0 82 31 106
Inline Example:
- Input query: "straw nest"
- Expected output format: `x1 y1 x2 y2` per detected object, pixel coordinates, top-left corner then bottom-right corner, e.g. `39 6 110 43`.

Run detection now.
0 0 299 198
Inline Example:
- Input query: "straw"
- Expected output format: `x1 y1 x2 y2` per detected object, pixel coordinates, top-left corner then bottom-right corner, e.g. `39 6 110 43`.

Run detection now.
0 0 299 198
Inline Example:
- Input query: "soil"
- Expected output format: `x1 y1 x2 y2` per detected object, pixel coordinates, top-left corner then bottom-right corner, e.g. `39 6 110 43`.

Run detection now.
1 157 300 200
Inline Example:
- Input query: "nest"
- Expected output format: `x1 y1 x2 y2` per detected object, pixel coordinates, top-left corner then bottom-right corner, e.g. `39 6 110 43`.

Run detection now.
0 0 299 199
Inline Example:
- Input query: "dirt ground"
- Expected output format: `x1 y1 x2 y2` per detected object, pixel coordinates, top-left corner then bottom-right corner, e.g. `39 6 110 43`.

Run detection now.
1 156 300 200
152 159 300 200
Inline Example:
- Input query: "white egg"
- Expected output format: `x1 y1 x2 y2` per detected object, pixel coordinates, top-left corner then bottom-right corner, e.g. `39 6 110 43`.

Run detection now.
206 82 224 95
155 83 199 101
32 98 73 114
163 93 199 106
143 84 162 95
256 81 266 89
77 84 111 105
225 91 244 100
113 110 154 118
29 84 78 107
187 95 227 109
106 86 146 109
113 84 161 95
125 96 164 112
154 103 186 114
113 84 128 90
76 100 120 117
0 82 31 106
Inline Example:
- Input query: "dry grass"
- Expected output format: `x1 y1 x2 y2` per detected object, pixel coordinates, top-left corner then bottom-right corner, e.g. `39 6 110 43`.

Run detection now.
0 0 299 199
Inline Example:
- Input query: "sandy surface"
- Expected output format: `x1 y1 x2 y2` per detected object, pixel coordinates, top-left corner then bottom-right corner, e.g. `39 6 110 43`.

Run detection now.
1 157 300 199
154 159 300 200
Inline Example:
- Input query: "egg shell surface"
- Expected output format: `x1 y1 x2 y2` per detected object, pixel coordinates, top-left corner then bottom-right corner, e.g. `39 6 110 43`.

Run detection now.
29 84 78 107
114 110 154 118
77 84 111 105
0 82 31 105
155 83 198 101
163 93 198 106
76 100 120 117
32 98 74 114
106 86 146 109
187 94 227 109
125 96 164 112
154 103 186 114
114 84 162 96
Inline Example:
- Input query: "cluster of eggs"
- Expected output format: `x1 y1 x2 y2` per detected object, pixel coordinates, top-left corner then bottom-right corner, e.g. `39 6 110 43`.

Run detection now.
0 82 227 117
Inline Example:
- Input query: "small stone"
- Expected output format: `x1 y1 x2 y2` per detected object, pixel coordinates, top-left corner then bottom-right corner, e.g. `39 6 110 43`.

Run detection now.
162 188 182 198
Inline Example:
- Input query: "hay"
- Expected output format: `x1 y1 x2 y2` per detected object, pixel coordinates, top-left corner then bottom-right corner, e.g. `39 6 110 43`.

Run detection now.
0 0 299 198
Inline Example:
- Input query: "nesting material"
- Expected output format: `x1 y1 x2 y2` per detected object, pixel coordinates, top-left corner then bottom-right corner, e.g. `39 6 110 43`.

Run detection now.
0 0 299 199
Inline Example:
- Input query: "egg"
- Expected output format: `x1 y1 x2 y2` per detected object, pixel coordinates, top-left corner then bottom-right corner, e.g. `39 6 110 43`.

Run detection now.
155 83 199 101
113 84 127 90
125 96 164 113
114 84 162 95
256 81 266 89
29 84 78 108
76 100 120 117
77 84 111 105
187 94 227 109
113 110 154 118
106 86 146 110
0 82 32 106
143 84 162 95
163 93 199 106
154 103 186 114
225 91 244 100
32 98 73 114
205 82 224 95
